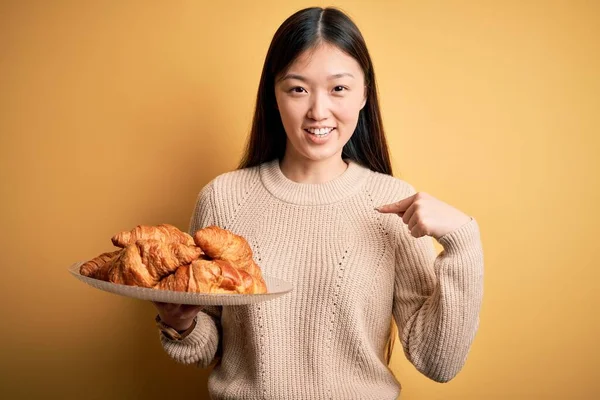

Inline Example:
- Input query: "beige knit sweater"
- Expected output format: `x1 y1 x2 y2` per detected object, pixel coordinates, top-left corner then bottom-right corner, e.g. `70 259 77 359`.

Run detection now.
159 159 484 400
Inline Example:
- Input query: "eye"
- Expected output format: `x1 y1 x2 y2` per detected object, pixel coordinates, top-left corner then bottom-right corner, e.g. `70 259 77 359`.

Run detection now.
333 86 348 92
289 87 307 94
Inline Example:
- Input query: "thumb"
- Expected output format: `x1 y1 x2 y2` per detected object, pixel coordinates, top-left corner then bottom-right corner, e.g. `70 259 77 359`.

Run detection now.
375 194 416 214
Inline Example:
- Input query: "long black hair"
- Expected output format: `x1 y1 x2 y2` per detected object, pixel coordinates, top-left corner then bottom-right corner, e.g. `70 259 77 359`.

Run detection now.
238 7 393 176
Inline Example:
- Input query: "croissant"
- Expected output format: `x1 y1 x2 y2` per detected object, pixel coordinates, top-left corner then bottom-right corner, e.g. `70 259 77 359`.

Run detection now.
194 226 263 278
80 250 121 280
80 224 267 295
112 224 194 248
155 258 267 294
108 240 202 287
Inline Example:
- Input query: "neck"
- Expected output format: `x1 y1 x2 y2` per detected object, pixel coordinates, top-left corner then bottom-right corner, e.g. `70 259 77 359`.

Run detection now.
259 158 369 205
279 154 348 184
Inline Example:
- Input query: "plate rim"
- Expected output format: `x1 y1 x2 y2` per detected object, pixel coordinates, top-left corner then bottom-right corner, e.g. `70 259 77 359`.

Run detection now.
69 261 293 305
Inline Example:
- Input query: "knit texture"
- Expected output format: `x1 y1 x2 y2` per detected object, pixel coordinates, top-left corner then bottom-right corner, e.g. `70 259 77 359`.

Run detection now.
159 159 484 400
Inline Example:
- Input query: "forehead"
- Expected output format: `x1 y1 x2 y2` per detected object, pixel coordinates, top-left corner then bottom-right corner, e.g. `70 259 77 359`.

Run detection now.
285 42 364 79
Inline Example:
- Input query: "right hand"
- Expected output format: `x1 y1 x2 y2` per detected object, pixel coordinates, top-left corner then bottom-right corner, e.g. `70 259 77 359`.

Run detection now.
152 301 204 331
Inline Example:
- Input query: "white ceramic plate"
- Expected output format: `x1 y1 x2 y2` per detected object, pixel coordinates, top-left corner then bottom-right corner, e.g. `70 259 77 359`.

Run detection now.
69 261 293 306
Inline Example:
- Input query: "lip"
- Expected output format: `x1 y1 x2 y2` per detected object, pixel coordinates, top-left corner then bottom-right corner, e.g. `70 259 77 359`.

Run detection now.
304 127 334 144
303 126 336 129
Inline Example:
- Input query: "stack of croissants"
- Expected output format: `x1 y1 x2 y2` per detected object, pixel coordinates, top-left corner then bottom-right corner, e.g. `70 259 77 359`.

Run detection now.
80 224 267 295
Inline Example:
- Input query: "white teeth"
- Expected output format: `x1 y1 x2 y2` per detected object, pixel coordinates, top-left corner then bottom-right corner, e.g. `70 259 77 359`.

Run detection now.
307 127 334 135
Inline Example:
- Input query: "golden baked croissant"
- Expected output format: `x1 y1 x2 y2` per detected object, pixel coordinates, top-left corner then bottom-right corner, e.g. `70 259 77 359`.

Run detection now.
80 224 267 295
194 226 263 279
108 240 202 287
155 258 267 294
80 250 121 280
111 224 194 248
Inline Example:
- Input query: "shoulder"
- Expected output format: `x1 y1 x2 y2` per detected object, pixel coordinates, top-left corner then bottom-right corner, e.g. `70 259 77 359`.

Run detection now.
208 164 262 194
191 164 263 228
195 163 263 207
360 165 418 205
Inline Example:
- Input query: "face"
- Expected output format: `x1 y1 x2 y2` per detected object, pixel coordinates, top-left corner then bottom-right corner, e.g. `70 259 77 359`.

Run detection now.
274 42 367 164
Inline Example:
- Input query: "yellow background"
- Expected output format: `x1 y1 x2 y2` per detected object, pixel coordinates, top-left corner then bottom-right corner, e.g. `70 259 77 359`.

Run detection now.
1 1 598 399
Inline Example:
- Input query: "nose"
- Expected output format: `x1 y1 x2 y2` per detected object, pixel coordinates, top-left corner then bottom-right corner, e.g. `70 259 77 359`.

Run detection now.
307 91 331 121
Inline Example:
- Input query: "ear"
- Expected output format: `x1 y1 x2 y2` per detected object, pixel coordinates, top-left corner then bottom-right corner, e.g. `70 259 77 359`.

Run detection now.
360 85 367 110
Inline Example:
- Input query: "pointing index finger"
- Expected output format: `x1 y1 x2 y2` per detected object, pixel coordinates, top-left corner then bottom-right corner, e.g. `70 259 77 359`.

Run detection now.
375 194 416 214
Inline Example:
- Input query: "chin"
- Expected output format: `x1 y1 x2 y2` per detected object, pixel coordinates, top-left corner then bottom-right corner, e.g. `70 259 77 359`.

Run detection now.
300 149 343 162
285 136 347 163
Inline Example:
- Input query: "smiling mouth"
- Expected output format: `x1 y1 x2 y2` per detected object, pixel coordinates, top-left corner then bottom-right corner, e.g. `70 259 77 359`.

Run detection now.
304 127 336 136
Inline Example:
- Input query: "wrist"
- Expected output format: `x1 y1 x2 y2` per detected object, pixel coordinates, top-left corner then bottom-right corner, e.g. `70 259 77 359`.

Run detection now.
161 316 195 332
155 314 197 340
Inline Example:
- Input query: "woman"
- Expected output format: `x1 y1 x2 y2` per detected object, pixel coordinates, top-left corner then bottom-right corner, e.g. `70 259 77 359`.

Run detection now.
153 6 483 399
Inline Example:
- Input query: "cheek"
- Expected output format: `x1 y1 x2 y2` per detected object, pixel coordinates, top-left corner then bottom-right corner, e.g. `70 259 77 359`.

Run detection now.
277 100 304 127
334 100 362 127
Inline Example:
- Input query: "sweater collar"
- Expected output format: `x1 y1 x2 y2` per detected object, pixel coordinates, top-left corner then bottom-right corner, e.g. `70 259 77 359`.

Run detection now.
259 158 370 205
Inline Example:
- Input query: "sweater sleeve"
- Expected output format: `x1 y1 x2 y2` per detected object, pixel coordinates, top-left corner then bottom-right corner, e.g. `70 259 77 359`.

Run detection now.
158 181 223 368
392 204 484 382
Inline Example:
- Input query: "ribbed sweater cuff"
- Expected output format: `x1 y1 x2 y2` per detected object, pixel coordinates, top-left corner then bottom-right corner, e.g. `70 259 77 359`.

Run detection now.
160 311 219 367
438 217 481 255
435 217 484 287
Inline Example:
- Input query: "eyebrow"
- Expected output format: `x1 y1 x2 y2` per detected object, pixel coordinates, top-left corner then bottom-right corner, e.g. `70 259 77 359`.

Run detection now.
279 72 355 82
